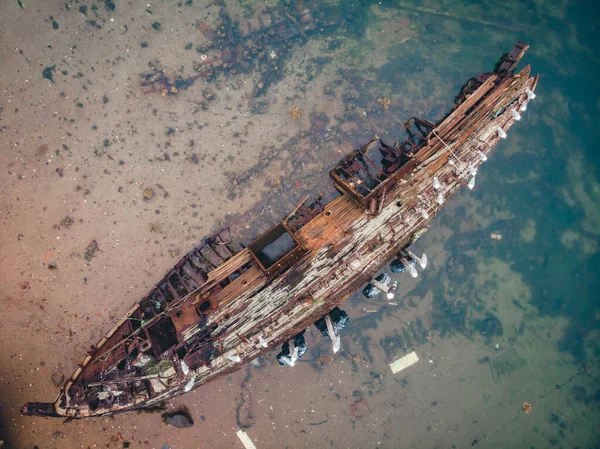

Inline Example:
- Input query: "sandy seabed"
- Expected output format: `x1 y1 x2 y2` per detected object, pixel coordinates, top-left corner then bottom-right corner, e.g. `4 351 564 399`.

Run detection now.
1 1 598 448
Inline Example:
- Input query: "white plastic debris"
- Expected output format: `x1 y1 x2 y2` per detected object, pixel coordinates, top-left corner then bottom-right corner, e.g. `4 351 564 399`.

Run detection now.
288 340 298 366
184 377 195 392
332 338 341 354
236 430 258 449
389 351 419 374
519 101 528 112
325 315 341 354
228 354 242 363
525 87 536 100
408 263 418 278
469 165 478 177
433 176 441 190
437 192 444 205
468 176 476 190
497 126 507 139
386 281 398 300
510 107 521 121
421 209 429 220
478 150 488 162
419 254 428 269
181 360 190 376
287 349 298 366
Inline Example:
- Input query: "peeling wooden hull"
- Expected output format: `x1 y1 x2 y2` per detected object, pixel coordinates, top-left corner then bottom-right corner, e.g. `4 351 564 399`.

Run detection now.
22 43 538 418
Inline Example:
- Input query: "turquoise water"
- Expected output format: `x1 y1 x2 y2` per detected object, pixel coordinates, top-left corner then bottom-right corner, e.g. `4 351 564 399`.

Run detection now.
316 0 600 365
336 0 600 445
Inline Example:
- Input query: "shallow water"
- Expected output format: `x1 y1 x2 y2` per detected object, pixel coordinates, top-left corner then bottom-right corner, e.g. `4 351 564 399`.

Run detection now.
0 0 598 448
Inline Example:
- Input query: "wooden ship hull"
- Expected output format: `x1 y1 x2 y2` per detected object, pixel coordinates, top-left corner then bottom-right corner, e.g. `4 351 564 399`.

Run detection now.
23 42 538 418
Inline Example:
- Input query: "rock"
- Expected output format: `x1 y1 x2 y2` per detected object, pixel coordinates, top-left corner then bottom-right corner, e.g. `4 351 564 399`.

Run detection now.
162 407 194 428
51 372 64 387
51 431 64 441
84 240 99 262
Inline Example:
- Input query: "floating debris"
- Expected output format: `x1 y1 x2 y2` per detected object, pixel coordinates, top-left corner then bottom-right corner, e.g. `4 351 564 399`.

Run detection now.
389 351 419 374
236 430 257 449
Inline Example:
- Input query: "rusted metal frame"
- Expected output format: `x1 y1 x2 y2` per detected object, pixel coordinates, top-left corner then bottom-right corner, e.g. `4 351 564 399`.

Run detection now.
199 246 223 269
359 152 385 180
89 289 201 364
496 42 529 74
333 155 380 201
208 240 232 261
412 117 435 138
263 246 307 280
282 195 310 225
286 201 323 232
331 176 368 205
87 373 162 388
180 262 205 286
360 158 419 209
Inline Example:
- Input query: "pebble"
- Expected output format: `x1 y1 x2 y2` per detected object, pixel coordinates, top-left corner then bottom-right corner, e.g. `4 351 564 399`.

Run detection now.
51 431 64 441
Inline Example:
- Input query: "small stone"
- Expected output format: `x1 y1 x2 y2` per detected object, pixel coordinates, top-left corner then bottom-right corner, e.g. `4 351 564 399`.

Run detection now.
52 431 64 441
84 240 99 262
51 372 64 387
143 188 155 200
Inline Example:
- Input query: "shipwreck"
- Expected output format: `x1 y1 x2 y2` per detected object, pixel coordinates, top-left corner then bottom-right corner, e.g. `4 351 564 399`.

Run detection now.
23 42 538 418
